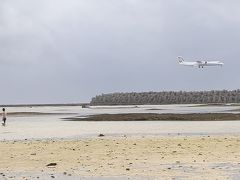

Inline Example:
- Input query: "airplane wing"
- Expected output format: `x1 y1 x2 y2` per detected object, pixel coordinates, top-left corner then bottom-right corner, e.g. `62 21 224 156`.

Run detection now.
196 61 208 65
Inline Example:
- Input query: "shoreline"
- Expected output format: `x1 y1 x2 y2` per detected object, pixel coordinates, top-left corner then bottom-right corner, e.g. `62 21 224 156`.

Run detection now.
6 112 78 117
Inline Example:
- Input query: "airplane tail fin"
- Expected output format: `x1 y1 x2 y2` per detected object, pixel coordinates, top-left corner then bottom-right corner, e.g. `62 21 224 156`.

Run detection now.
177 56 184 64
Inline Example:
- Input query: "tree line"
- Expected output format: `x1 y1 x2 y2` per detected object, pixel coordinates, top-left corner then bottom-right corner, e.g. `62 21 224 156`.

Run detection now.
90 90 240 105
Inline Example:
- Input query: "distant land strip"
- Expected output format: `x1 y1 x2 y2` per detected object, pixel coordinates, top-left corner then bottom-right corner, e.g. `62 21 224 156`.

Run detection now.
0 103 89 107
63 113 240 121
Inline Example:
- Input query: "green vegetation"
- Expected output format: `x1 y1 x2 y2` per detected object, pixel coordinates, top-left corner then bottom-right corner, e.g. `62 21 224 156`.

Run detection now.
63 113 240 121
91 90 240 105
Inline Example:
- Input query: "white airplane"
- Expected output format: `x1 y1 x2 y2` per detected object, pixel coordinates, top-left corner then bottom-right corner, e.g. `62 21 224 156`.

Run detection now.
177 56 224 68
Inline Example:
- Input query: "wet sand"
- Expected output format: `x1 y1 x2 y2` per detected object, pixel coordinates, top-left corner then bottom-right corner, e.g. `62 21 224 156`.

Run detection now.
6 112 77 117
1 135 240 179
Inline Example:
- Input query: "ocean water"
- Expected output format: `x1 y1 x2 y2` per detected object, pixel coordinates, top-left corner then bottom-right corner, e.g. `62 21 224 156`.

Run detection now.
1 104 240 140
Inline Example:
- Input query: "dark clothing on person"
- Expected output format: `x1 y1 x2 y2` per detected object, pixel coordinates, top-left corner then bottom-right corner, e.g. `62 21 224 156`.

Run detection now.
3 117 6 125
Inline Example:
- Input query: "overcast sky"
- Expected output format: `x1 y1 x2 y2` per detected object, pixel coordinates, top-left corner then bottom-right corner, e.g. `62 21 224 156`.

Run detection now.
1 0 240 104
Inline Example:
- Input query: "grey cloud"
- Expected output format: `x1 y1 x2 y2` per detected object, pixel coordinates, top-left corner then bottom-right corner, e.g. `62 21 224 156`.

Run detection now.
0 0 240 104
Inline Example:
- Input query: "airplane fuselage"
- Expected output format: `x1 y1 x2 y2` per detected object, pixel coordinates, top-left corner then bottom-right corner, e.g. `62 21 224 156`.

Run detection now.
178 57 224 68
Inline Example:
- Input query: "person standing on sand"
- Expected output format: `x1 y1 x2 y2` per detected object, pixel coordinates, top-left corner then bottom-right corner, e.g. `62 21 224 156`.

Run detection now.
2 108 6 126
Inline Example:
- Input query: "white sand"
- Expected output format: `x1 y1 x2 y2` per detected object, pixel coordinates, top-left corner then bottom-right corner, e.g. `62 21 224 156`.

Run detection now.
1 135 240 179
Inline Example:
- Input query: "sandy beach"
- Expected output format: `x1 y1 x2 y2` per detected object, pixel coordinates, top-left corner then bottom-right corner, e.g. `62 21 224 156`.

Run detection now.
1 105 240 179
1 135 240 179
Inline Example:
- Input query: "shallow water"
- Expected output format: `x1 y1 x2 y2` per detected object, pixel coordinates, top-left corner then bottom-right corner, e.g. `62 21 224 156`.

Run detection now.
1 104 240 140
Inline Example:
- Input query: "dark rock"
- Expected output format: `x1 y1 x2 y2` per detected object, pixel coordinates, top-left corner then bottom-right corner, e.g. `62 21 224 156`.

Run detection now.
98 134 105 137
46 163 57 167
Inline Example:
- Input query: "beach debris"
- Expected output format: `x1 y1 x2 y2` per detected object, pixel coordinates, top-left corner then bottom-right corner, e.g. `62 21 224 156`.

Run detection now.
98 134 105 137
46 163 57 167
30 153 36 156
126 168 130 171
63 172 67 175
